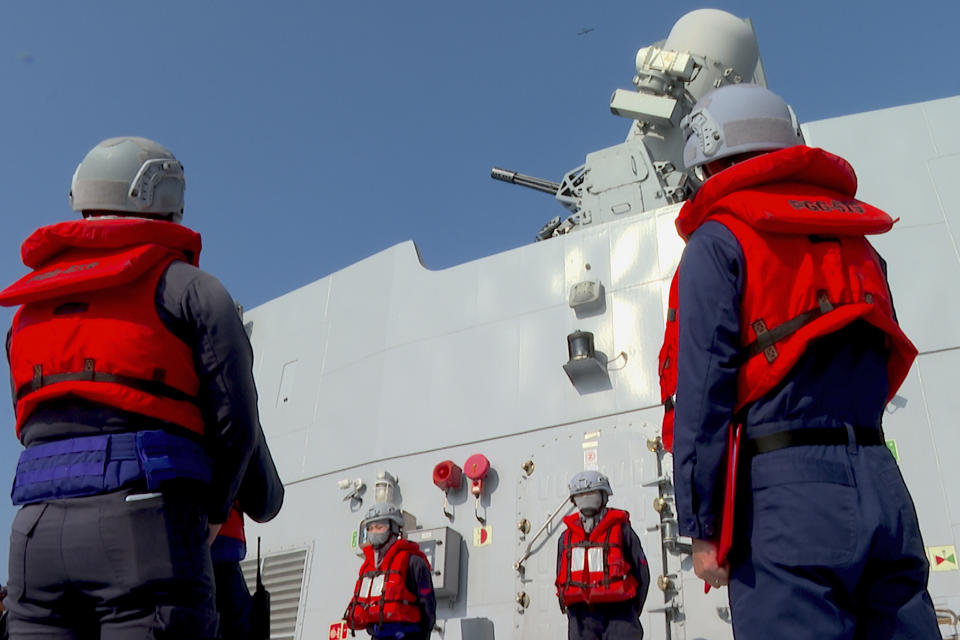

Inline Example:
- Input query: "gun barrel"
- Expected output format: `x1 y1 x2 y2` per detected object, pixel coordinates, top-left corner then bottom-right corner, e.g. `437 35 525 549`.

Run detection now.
491 167 561 195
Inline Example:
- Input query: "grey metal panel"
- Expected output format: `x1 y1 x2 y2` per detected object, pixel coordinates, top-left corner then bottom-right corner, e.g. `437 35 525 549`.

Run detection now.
922 97 960 157
514 306 577 429
928 154 960 261
882 364 951 545
266 429 310 484
610 283 668 408
249 279 329 438
322 244 400 374
304 360 386 481
654 204 685 278
474 239 567 325
386 258 481 347
564 224 614 301
871 224 960 354
374 322 521 459
607 215 660 289
912 350 960 602
907 352 960 525
803 103 944 228
255 337 327 438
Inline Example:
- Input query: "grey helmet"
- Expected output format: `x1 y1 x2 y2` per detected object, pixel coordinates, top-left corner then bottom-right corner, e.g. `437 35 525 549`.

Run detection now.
70 137 185 222
568 470 613 499
361 502 405 530
681 84 804 170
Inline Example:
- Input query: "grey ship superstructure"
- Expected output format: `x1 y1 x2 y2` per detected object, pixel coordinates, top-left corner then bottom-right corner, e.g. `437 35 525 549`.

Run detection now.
239 10 960 639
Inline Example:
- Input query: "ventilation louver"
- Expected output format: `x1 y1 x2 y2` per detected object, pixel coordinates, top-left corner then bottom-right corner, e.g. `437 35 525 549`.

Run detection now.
240 547 310 639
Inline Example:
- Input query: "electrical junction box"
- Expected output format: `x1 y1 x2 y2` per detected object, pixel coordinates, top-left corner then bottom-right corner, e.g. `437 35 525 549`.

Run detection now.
407 527 462 600
569 280 604 312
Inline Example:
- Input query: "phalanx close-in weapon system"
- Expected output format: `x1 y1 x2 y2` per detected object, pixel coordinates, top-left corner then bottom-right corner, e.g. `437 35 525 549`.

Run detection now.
492 9 765 240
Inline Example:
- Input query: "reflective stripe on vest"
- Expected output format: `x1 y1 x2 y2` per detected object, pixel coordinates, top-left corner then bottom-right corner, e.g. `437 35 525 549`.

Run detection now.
556 508 639 606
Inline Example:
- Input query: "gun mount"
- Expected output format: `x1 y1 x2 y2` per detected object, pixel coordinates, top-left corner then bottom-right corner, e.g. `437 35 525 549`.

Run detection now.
490 168 560 196
493 9 765 241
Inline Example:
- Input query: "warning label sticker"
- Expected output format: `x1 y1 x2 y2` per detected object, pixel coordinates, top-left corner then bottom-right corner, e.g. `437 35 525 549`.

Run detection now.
329 621 349 639
928 545 958 572
583 447 599 470
885 439 899 461
474 526 493 547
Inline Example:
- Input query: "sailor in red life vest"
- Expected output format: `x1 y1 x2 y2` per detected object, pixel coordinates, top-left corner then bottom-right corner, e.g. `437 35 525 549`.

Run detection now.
1 137 261 639
556 471 650 640
211 423 284 640
345 503 436 640
667 84 940 637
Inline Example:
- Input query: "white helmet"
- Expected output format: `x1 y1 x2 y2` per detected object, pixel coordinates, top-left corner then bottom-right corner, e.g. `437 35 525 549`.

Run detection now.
70 137 185 221
681 84 804 170
361 502 405 530
568 470 613 499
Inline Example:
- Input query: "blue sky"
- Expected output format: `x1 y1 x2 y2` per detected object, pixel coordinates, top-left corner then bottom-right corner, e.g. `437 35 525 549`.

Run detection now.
0 0 957 582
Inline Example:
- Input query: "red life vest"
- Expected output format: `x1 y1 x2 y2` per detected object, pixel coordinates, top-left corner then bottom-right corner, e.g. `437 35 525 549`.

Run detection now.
347 539 428 629
657 273 680 452
219 505 246 544
556 508 639 606
0 218 205 438
657 146 917 447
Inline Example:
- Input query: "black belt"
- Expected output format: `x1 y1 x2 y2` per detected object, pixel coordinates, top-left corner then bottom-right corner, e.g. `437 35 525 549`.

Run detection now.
745 426 884 456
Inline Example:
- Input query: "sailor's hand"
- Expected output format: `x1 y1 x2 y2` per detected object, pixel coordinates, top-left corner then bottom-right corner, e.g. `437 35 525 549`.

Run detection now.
207 523 222 545
692 538 729 588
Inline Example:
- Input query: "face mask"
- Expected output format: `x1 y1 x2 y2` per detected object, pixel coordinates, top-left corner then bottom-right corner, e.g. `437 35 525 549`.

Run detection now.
573 492 603 517
367 530 392 548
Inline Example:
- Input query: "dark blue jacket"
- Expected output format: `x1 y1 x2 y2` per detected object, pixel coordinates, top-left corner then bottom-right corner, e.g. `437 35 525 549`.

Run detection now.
673 220 891 539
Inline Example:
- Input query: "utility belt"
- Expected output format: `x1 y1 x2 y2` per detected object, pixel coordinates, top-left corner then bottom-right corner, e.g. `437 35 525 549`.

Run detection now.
12 430 211 505
744 425 884 457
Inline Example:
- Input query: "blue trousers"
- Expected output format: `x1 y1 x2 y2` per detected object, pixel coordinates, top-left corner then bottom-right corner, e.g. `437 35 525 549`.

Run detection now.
729 436 940 639
566 601 643 640
213 562 253 640
6 486 218 639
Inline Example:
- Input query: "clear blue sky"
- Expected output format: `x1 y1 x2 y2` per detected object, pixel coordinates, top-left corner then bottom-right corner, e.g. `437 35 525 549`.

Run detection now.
0 1 957 582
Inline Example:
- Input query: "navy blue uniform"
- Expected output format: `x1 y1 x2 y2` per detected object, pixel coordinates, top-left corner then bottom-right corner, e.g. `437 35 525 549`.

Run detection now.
6 260 260 639
556 514 650 640
673 221 939 638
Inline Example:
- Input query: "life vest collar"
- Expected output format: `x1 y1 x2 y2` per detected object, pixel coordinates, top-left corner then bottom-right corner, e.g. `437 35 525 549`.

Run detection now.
562 508 628 539
677 146 889 239
20 218 201 269
0 219 202 307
